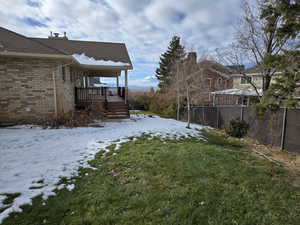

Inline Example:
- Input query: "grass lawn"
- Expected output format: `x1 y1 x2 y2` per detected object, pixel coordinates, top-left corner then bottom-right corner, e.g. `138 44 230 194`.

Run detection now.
1 132 300 225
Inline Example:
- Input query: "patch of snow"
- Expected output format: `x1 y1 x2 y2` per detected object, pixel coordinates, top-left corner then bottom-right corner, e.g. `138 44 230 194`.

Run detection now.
66 184 75 192
72 53 131 67
0 115 204 222
212 88 262 96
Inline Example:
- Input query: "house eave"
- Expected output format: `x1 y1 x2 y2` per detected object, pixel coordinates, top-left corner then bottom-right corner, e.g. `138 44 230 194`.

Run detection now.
77 64 133 71
0 51 74 60
231 72 282 77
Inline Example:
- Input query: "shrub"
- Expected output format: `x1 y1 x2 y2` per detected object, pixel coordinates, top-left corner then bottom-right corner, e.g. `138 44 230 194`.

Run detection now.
225 118 249 138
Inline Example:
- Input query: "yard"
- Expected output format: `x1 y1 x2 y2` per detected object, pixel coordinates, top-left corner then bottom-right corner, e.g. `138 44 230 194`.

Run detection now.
0 115 299 225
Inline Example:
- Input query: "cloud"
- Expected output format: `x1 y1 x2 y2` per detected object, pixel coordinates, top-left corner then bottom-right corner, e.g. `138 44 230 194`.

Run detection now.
0 0 243 87
22 17 48 27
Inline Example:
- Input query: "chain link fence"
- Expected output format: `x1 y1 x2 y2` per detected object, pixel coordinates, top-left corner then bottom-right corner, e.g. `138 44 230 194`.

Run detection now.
190 106 300 154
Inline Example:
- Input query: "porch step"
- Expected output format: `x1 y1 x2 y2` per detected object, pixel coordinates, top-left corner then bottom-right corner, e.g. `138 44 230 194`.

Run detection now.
105 112 129 119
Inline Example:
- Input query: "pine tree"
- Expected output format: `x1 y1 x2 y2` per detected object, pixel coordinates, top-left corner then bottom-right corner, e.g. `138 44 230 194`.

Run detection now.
155 36 185 91
259 0 300 109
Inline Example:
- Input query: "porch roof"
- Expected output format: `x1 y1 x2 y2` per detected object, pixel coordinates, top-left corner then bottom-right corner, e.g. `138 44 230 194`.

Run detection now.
211 88 262 97
72 53 132 77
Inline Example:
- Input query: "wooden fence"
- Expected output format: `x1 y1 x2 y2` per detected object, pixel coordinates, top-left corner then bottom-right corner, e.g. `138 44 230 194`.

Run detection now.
189 106 300 154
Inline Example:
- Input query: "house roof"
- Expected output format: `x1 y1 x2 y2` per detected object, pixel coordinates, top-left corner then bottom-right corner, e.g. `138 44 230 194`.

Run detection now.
0 27 66 56
198 60 234 79
0 26 132 69
31 38 132 66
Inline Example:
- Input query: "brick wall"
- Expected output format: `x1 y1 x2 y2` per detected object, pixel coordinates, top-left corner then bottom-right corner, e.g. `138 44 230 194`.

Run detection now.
190 70 233 106
0 56 76 123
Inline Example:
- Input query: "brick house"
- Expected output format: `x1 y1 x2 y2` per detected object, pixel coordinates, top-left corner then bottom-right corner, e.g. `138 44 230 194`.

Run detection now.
0 27 133 124
184 52 233 106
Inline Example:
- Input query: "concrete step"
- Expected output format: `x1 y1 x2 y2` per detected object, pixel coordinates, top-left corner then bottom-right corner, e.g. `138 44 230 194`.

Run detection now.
106 112 129 115
105 114 130 119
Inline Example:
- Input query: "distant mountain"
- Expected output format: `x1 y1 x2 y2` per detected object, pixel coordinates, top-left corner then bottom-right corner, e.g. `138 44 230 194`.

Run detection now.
94 83 158 90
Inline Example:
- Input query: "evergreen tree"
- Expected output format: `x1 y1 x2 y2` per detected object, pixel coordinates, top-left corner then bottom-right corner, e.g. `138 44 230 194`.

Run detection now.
259 0 300 109
155 36 185 91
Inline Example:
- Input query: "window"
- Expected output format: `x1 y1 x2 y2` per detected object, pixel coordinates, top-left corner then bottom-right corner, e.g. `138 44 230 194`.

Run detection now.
205 78 212 88
218 78 222 86
62 66 66 82
241 76 252 84
70 68 73 82
226 80 230 88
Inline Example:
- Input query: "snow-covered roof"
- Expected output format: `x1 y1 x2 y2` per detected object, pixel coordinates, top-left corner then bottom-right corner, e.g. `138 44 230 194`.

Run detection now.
72 53 131 67
211 88 262 96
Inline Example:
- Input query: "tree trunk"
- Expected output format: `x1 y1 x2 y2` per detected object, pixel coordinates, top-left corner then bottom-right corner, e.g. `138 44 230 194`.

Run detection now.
176 63 180 121
186 86 191 129
264 73 272 91
177 94 180 121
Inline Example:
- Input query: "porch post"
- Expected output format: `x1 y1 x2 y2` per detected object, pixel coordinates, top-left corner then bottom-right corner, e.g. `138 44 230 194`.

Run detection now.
116 76 119 88
125 70 128 103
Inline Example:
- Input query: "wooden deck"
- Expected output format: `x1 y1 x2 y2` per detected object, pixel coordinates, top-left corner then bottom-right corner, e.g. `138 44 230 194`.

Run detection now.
75 87 129 119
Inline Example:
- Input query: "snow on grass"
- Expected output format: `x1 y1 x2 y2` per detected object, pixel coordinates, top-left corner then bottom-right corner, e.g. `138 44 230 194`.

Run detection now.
72 53 131 67
0 115 204 222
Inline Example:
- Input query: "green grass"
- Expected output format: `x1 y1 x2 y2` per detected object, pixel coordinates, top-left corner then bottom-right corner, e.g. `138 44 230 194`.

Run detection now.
2 134 300 225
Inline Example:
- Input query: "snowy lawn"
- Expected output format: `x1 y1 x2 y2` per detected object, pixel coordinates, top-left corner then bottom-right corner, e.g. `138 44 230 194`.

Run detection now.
0 115 203 222
1 129 299 225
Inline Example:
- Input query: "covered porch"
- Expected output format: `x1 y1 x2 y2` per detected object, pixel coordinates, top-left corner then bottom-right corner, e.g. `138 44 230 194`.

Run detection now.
73 64 130 113
211 89 262 106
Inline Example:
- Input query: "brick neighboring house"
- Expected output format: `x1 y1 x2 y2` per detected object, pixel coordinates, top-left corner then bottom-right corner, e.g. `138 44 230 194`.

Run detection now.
184 52 233 106
0 27 133 124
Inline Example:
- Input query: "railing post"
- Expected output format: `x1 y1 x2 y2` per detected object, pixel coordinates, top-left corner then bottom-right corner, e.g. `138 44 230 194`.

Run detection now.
74 87 78 107
281 108 287 151
104 87 108 110
125 70 128 104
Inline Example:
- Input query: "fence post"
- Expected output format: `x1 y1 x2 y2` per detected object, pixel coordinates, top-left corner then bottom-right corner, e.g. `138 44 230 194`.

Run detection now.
216 107 219 129
202 107 205 125
240 106 244 121
280 108 287 151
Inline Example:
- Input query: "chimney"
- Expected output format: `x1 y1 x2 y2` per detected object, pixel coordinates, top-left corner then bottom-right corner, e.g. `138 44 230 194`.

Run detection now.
48 32 68 40
63 32 68 40
187 52 197 65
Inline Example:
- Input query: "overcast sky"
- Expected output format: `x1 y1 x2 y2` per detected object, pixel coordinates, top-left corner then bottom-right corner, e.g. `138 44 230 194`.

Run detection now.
0 0 243 88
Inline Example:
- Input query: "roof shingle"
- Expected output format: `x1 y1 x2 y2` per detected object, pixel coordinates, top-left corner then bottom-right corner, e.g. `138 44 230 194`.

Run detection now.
0 27 65 55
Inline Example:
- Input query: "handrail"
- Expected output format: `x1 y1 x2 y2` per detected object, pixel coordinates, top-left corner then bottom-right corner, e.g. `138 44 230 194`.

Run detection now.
75 87 126 102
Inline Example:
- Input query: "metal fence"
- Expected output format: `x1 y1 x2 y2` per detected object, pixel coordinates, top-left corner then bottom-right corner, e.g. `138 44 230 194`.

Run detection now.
190 106 300 154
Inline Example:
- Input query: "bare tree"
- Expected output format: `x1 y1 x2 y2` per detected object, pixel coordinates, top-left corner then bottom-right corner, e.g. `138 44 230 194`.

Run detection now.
171 53 208 127
224 0 297 93
214 46 262 99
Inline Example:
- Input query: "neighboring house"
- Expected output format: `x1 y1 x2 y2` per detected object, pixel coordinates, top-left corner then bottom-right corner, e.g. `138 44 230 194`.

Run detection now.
184 52 234 106
0 27 133 124
211 66 265 106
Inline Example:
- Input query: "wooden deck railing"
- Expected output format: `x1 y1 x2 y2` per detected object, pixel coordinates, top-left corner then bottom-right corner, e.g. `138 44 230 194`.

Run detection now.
75 87 126 109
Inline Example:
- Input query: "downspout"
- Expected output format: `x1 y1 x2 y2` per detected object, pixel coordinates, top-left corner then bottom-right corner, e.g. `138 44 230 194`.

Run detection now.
52 62 76 118
52 70 58 118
